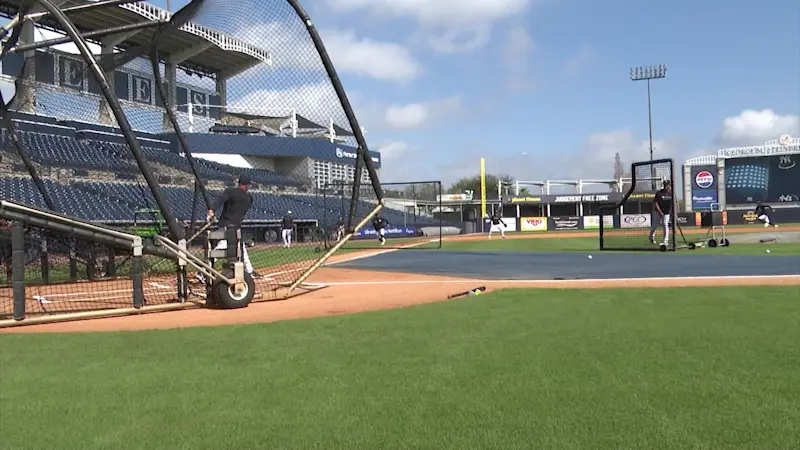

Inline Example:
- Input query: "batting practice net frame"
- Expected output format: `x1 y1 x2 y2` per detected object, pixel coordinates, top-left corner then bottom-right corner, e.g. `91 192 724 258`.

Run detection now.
599 158 680 252
322 181 443 250
0 0 383 327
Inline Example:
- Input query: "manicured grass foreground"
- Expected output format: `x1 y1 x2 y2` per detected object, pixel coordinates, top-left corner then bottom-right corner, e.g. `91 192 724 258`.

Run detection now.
1 287 799 450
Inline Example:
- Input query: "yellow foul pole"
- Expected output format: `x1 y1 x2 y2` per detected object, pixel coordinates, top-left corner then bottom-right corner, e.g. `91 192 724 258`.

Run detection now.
480 157 487 231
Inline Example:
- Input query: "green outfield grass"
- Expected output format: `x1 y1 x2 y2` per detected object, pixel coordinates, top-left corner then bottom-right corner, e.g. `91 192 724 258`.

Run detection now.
1 286 798 449
443 236 800 255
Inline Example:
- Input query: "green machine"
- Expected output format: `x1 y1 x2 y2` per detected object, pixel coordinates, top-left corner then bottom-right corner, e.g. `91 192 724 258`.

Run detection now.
128 208 164 237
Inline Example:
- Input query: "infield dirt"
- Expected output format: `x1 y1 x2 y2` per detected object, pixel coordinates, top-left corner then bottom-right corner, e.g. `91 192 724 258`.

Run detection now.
3 228 799 334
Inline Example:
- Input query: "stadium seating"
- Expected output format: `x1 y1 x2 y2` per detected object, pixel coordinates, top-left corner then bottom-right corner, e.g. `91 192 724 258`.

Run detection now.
2 114 439 229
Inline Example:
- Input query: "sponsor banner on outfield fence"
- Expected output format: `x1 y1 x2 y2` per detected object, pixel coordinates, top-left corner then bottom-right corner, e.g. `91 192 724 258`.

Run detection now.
621 213 650 228
551 216 581 231
502 218 517 232
583 215 600 229
354 226 419 238
520 216 548 232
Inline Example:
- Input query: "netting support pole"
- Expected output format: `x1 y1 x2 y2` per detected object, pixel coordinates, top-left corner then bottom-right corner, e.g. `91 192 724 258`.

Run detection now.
10 221 25 321
287 203 383 297
131 237 144 309
29 0 183 241
287 0 384 202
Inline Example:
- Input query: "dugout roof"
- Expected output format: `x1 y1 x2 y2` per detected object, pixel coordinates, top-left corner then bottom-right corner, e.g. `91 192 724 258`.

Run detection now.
0 0 271 76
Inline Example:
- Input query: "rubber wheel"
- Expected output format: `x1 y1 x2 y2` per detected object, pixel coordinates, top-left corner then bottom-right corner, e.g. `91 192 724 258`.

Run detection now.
660 244 668 252
708 239 718 248
212 269 255 309
721 239 730 247
688 242 696 250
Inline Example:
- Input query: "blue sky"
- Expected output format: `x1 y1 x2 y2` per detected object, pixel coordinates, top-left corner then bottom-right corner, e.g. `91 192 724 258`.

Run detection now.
288 0 800 184
5 0 800 186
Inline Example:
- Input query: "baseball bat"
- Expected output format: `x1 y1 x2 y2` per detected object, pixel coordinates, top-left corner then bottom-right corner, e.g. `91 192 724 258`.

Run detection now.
447 286 486 299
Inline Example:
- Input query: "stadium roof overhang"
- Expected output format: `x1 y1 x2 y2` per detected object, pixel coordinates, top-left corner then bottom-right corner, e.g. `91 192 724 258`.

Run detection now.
0 0 270 77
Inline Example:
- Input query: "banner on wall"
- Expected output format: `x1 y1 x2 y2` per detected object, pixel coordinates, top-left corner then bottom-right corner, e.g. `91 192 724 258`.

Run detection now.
551 216 581 231
482 217 518 232
354 226 420 238
583 215 600 229
603 215 615 228
621 214 651 228
520 217 548 232
691 188 718 210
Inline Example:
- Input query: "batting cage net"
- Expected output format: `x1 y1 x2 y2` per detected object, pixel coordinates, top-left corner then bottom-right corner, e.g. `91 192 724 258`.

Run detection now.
323 181 443 250
599 158 677 251
0 0 381 325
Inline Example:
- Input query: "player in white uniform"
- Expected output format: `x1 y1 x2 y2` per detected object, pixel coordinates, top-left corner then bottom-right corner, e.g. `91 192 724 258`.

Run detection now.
487 213 507 239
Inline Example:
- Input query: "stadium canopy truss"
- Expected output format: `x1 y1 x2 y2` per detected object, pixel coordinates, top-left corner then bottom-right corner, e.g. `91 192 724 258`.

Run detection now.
0 0 388 327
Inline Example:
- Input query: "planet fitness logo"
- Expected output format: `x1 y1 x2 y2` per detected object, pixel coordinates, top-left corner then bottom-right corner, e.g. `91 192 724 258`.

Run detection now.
695 170 714 188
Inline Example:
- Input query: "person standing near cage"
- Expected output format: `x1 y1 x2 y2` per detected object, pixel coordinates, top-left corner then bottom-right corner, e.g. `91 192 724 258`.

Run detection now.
649 180 673 245
281 211 294 248
336 216 345 242
755 202 779 228
372 214 389 246
487 212 507 239
202 174 261 281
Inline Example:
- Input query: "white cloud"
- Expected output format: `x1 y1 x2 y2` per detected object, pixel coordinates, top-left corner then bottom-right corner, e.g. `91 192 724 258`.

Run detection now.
326 0 531 26
229 81 343 125
234 22 421 83
715 109 800 147
564 46 591 76
384 96 462 129
502 26 535 92
322 29 423 83
377 140 415 160
326 0 533 53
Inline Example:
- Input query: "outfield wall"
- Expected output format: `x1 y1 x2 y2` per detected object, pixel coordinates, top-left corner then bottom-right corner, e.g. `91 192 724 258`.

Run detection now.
485 208 800 233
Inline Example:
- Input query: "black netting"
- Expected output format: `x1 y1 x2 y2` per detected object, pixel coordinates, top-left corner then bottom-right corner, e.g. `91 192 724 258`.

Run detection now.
0 0 382 318
600 159 676 251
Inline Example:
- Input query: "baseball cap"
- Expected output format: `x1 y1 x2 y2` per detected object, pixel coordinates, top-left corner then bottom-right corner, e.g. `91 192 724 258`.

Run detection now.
238 174 252 185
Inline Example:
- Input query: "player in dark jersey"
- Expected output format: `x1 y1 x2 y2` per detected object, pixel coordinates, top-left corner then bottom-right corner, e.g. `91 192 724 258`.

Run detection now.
649 180 674 245
203 174 260 281
487 212 507 239
372 215 389 246
281 211 294 248
755 202 778 228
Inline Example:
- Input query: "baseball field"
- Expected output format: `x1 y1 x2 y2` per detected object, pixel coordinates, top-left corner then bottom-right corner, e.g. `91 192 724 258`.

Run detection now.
1 226 799 449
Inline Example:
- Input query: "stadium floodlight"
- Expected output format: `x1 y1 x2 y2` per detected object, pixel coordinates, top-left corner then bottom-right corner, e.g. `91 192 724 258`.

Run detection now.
630 64 667 189
629 64 667 163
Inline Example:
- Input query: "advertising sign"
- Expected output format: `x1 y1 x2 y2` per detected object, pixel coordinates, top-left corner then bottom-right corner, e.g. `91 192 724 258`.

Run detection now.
502 218 518 232
603 215 615 228
621 214 651 228
551 216 581 231
583 215 600 230
504 193 623 204
354 226 420 238
691 188 718 210
520 217 548 232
